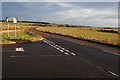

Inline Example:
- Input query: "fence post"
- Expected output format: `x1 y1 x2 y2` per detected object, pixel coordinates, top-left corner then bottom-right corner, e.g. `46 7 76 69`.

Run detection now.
108 38 110 43
15 24 16 38
7 23 9 38
92 36 95 40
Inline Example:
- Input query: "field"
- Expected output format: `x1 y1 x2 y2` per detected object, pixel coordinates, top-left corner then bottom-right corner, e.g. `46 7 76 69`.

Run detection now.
36 26 119 46
1 22 42 44
1 22 35 30
1 21 119 45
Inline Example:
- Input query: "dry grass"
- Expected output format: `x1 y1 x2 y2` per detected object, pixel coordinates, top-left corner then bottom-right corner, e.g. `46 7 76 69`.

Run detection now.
36 26 119 45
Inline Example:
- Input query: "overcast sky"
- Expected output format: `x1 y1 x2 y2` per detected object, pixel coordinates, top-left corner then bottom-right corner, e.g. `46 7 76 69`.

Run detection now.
2 2 118 27
1 0 120 2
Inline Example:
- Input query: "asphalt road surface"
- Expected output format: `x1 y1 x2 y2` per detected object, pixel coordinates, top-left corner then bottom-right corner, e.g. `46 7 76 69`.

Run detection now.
2 28 119 79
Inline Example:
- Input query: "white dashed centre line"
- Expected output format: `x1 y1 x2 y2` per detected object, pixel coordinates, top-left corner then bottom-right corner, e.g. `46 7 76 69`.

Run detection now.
64 52 69 55
57 48 60 50
107 71 119 77
66 50 70 52
60 50 64 52
43 38 76 56
53 46 57 48
43 38 119 77
71 52 76 55
55 45 58 46
50 45 53 46
62 48 65 50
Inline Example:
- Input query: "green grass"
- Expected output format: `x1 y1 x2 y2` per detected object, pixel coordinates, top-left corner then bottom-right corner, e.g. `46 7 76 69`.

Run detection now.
36 26 119 45
1 31 36 43
1 22 42 44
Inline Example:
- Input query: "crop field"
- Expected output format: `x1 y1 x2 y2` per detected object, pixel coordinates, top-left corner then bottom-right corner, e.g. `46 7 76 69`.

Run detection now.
36 26 119 46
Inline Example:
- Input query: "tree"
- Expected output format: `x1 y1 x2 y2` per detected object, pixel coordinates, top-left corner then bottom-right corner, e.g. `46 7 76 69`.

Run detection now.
66 24 69 27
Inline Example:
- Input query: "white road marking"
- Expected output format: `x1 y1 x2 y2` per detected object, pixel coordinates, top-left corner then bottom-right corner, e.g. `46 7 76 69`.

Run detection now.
102 50 119 56
64 52 69 55
62 48 65 50
43 40 49 43
71 52 76 55
15 47 24 52
66 50 70 52
102 50 113 53
107 71 119 77
50 45 53 46
56 46 62 48
53 46 57 48
16 48 19 51
44 38 76 56
55 45 58 46
44 39 54 44
60 50 64 52
57 48 60 50
44 39 56 45
44 39 119 77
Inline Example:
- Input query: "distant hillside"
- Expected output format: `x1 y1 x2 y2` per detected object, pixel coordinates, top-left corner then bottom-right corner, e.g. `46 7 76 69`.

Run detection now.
20 21 50 24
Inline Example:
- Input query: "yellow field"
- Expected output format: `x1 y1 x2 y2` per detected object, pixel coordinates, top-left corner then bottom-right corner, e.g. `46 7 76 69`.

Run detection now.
36 26 119 45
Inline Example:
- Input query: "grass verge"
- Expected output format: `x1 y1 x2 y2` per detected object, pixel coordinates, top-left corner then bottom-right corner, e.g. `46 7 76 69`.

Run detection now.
1 30 43 44
1 22 43 44
36 26 119 46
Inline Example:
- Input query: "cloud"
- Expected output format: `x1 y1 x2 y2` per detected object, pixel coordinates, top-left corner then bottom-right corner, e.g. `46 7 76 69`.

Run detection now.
2 2 118 27
2 0 120 2
53 7 118 27
55 8 117 19
56 2 72 7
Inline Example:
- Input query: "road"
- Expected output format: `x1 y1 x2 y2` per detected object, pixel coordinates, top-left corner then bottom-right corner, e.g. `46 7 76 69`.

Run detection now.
2 28 119 79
